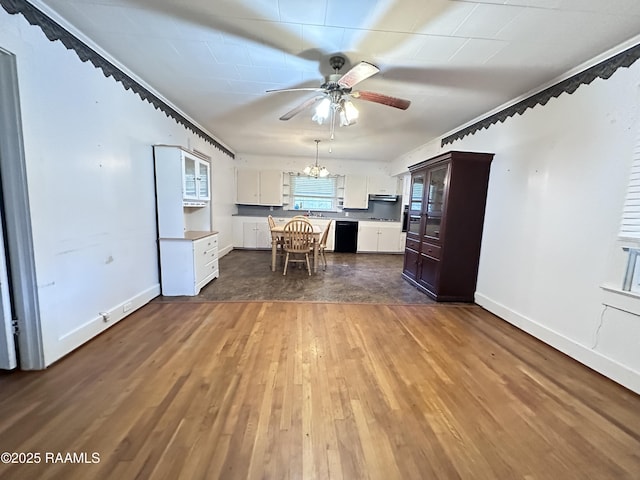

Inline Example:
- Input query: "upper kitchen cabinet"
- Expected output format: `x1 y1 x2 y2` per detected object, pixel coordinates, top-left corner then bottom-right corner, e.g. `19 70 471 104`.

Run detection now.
153 145 212 237
182 152 210 203
236 168 283 206
402 151 494 302
368 175 400 195
343 174 368 209
155 145 210 209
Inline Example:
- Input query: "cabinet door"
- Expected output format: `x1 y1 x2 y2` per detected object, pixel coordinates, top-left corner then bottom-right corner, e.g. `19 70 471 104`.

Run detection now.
422 164 448 241
182 155 198 200
197 160 210 200
403 247 420 281
357 224 379 252
407 172 425 239
236 169 260 204
243 222 258 248
259 170 283 206
256 222 272 248
377 224 402 252
343 175 368 209
368 175 398 195
418 255 439 292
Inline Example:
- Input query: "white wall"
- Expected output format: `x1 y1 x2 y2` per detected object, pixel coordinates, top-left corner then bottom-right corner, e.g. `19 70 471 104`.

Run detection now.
393 57 640 393
0 10 235 366
236 153 395 178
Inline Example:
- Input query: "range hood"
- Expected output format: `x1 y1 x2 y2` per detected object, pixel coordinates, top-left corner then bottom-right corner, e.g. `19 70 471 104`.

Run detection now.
368 194 399 202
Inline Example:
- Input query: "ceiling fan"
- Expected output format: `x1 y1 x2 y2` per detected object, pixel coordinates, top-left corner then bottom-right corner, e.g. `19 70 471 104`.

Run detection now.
266 55 411 134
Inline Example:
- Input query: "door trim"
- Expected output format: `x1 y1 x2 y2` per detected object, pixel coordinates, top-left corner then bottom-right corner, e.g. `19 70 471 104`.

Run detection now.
0 47 45 370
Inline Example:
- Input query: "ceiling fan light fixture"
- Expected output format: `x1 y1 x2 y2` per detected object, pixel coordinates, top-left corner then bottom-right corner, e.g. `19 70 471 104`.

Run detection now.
312 98 331 124
343 99 359 124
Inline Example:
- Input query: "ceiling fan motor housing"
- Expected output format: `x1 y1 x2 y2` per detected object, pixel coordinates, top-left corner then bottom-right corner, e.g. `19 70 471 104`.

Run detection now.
329 55 346 72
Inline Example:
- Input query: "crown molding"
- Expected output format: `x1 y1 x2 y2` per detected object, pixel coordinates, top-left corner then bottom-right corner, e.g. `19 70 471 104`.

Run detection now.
441 42 640 147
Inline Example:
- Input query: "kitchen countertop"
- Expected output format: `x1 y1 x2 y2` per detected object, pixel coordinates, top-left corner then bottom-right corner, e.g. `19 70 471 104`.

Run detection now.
233 214 400 223
160 230 219 241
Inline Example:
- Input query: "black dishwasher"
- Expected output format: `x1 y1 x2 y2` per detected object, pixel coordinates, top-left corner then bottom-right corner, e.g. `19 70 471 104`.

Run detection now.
334 221 358 253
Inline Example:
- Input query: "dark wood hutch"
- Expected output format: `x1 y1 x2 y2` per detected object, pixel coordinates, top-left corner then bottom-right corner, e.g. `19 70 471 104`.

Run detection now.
402 151 494 302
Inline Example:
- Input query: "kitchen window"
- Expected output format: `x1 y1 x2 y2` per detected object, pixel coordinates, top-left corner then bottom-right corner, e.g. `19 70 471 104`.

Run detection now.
290 174 338 211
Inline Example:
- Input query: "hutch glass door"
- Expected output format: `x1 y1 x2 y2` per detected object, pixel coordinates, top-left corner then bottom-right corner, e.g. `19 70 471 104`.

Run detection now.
422 165 448 240
408 172 425 236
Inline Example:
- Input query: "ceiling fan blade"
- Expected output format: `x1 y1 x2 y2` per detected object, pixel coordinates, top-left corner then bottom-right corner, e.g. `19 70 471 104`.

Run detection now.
351 90 411 110
267 87 324 94
338 61 380 88
279 95 326 121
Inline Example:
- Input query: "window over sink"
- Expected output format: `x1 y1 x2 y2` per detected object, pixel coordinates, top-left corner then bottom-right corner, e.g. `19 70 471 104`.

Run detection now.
290 174 339 211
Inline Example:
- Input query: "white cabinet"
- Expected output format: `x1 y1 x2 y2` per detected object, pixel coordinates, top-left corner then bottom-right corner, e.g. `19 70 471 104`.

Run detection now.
235 169 283 206
343 175 368 209
159 232 219 296
232 216 273 249
154 145 219 296
357 221 403 253
242 222 272 249
368 175 400 195
154 145 212 237
182 153 210 204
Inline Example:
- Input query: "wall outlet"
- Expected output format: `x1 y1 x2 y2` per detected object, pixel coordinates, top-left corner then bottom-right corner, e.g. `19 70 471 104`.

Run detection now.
345 212 349 217
123 302 133 313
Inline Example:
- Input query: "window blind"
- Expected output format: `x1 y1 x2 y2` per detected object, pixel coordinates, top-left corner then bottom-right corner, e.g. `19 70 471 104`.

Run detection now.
290 175 337 211
620 134 640 239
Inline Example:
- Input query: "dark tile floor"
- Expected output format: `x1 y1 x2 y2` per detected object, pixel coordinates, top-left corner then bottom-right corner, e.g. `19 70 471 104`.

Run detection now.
159 249 435 304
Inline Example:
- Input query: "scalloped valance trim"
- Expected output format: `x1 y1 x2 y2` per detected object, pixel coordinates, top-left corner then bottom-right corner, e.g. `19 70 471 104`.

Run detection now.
1 0 234 159
441 43 640 147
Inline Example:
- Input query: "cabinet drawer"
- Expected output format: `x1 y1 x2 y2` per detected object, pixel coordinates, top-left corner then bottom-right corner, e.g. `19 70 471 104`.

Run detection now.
197 246 218 262
194 235 218 257
406 237 420 252
196 258 219 283
422 243 441 260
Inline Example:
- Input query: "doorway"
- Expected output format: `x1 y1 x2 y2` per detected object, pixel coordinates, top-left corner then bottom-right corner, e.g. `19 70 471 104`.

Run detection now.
0 47 44 370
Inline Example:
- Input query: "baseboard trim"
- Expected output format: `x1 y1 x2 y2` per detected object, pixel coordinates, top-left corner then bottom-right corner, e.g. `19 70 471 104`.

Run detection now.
48 284 160 367
218 244 233 258
475 292 640 394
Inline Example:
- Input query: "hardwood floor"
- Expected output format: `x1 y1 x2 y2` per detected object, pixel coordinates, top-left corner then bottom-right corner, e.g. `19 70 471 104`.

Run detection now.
0 301 638 479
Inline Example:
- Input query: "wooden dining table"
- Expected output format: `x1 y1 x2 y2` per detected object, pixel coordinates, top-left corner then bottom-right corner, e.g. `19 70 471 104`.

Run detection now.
270 223 322 273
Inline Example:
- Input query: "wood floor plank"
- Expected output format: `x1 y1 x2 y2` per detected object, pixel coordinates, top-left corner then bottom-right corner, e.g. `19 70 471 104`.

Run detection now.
0 301 638 479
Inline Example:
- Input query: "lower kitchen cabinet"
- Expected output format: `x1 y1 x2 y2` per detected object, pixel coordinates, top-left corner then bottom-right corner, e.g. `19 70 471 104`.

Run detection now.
232 216 272 249
357 222 403 253
159 231 219 296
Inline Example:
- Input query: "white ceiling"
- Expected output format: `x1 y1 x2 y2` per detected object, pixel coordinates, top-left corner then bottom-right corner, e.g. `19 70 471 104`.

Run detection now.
36 0 640 162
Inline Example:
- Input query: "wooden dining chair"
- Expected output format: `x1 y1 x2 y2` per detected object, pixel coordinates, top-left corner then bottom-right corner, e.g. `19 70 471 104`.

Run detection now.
316 219 332 271
282 218 314 276
268 215 284 260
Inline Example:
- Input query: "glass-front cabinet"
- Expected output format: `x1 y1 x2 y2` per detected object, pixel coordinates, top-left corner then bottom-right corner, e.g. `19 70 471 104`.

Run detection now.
407 172 425 237
402 151 494 302
422 164 448 241
182 152 210 204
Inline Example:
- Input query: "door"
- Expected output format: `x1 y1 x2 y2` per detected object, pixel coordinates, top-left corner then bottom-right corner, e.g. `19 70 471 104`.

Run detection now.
0 48 44 370
0 217 17 369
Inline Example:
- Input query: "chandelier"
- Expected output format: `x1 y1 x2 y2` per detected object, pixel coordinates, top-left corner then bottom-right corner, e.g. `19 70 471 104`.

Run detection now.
303 139 330 178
